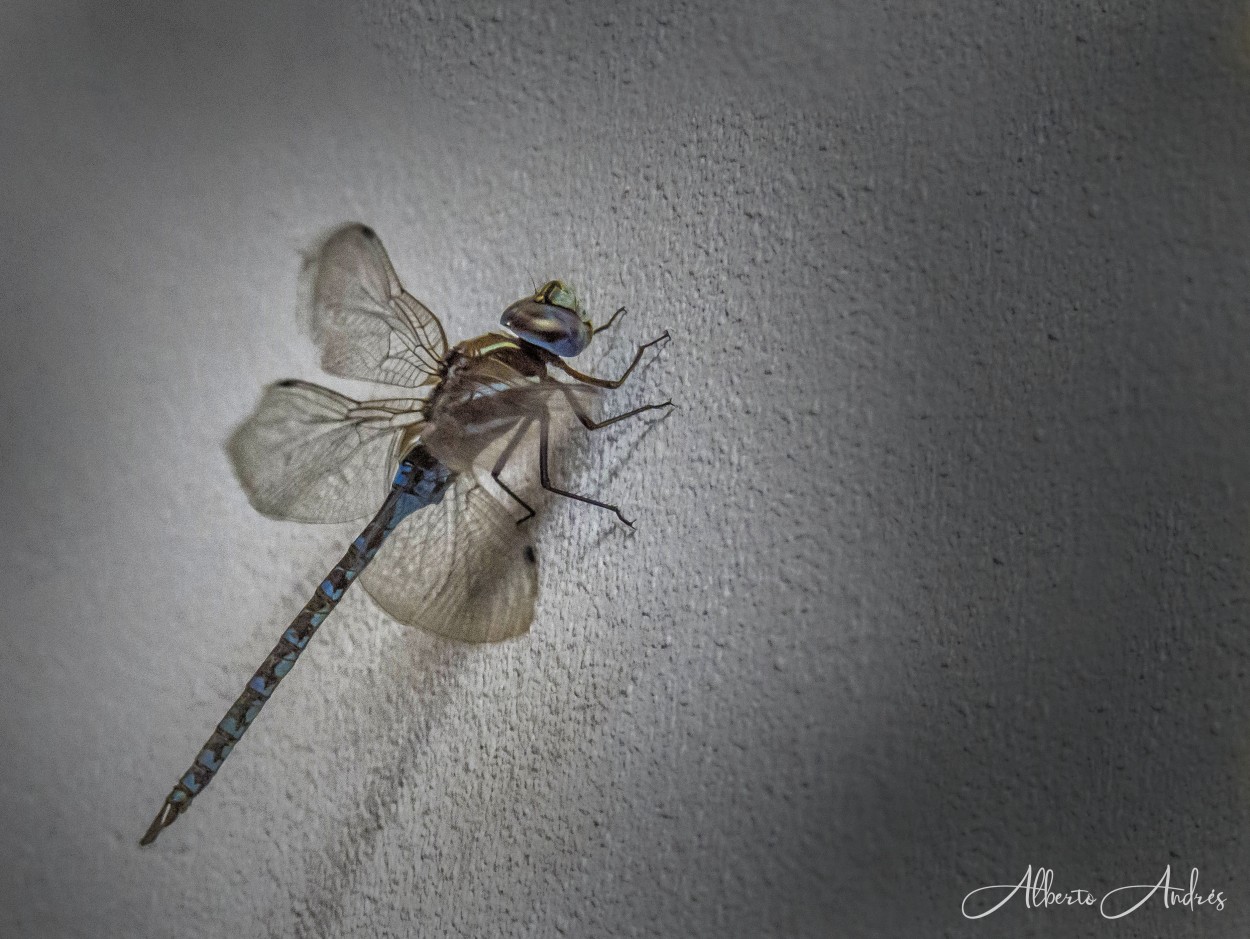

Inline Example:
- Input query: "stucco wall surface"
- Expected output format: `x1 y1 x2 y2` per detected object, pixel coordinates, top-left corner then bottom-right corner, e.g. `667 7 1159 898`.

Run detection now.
3 1 1250 936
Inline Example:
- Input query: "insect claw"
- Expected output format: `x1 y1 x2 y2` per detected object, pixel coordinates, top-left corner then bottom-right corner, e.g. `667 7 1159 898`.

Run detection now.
610 505 635 528
593 306 628 335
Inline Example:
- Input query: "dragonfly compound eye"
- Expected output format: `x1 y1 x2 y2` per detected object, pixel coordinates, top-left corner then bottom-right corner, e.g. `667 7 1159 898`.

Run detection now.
501 296 592 357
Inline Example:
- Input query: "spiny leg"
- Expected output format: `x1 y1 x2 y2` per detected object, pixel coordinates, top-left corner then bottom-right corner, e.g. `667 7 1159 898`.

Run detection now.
562 386 675 431
551 330 670 389
592 306 627 335
538 414 634 527
490 418 536 524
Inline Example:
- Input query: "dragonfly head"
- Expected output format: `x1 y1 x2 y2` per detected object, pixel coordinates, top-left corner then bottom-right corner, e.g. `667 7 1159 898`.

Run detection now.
501 280 593 357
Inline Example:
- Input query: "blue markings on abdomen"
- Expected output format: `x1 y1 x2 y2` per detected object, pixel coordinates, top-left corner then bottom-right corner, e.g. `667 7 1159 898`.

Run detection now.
282 627 310 650
248 674 279 698
141 445 456 846
272 649 299 678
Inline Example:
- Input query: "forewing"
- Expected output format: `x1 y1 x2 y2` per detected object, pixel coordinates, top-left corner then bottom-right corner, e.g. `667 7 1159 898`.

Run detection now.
301 223 448 387
227 380 419 523
360 474 538 643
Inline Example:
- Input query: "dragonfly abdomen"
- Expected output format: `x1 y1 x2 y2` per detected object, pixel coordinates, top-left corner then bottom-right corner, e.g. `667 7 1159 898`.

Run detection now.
140 445 453 846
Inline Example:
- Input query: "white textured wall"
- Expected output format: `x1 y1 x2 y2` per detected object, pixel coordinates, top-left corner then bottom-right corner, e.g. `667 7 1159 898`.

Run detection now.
4 1 1250 936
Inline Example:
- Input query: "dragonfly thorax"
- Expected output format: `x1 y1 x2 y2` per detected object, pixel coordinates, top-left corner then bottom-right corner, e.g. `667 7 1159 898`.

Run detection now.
501 280 592 358
443 333 548 378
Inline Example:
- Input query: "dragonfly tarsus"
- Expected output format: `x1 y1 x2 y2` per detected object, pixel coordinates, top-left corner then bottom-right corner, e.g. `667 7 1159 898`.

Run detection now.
497 477 536 526
552 330 671 389
538 415 634 527
490 419 537 524
563 389 675 432
592 306 627 335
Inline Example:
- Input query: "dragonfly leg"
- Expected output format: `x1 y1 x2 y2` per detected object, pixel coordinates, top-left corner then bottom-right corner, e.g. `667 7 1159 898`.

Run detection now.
491 418 536 524
539 415 634 527
562 385 675 431
592 306 627 335
552 330 670 389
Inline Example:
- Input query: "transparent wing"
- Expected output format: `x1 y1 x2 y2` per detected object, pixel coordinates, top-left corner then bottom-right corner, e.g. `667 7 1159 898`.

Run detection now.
421 369 598 475
360 474 539 643
300 223 448 388
227 380 423 523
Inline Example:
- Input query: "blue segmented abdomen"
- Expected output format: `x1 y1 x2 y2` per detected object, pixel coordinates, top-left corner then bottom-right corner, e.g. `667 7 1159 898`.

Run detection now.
140 444 454 846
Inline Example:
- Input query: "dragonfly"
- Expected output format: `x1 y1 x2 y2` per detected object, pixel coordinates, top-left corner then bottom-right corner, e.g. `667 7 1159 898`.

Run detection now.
140 223 671 846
